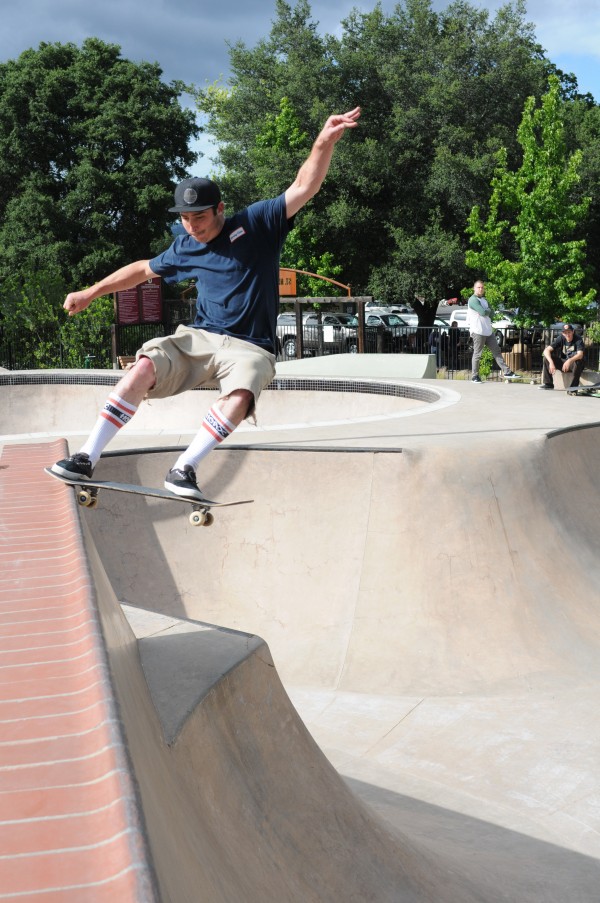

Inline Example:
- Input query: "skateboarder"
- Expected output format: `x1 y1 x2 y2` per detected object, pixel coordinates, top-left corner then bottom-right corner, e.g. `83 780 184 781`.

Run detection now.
540 323 585 390
52 107 361 500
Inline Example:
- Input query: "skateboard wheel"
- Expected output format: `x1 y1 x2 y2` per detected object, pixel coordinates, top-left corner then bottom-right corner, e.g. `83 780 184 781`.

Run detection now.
77 488 94 507
190 511 207 526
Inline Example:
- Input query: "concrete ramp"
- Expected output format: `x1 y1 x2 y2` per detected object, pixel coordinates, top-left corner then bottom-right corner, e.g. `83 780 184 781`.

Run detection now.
81 432 600 900
87 433 600 695
0 440 464 902
86 522 450 903
2 381 600 901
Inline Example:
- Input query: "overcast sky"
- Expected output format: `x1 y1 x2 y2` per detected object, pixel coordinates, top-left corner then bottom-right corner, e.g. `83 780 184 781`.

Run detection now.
3 0 599 166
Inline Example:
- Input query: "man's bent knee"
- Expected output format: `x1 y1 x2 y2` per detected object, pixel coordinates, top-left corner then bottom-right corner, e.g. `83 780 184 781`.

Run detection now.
120 354 156 395
219 388 255 425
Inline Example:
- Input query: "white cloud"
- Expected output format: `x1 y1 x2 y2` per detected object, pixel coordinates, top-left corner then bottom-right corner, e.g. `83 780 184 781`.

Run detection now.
533 10 600 60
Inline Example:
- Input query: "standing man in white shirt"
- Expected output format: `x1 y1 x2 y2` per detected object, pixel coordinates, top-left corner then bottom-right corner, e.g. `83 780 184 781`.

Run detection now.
466 280 518 383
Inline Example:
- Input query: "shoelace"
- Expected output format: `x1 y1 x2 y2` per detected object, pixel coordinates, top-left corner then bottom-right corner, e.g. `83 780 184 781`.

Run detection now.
174 468 198 486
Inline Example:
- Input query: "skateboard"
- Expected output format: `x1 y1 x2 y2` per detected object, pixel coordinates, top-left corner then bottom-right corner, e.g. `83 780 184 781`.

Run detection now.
44 468 252 527
503 374 538 384
566 382 600 398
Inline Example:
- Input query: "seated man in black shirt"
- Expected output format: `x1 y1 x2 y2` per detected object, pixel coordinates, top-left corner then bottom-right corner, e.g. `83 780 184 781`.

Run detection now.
540 324 585 390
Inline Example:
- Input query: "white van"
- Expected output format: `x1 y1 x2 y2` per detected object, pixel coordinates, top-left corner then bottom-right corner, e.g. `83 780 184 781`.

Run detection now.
450 307 520 349
449 308 468 328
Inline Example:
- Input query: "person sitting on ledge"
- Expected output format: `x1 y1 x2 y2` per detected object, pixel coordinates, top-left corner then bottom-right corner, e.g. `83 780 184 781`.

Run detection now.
540 324 585 390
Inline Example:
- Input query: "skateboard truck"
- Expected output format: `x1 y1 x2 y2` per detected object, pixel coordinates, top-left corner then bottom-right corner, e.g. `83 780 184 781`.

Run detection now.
74 480 214 525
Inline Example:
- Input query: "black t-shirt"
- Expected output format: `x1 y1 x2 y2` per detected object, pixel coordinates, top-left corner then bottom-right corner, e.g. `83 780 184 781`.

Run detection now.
551 333 584 360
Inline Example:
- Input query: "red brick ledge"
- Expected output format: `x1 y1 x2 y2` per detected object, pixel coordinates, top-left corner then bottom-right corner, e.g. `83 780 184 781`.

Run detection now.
0 441 158 902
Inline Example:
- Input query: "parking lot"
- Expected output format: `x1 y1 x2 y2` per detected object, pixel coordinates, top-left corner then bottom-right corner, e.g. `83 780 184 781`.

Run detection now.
276 302 600 378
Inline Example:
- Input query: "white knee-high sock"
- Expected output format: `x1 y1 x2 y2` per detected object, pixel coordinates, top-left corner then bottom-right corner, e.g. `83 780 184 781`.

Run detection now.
174 405 235 472
80 393 138 466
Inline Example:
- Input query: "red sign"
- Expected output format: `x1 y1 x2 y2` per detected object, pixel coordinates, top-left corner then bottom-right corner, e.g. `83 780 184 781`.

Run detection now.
116 287 140 324
139 279 163 322
116 278 163 324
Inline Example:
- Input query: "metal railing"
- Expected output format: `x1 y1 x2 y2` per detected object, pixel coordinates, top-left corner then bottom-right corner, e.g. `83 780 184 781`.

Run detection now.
1 321 598 379
275 321 600 378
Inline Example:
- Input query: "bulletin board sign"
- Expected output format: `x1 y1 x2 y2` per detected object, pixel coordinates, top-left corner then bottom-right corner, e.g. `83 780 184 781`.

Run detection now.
115 277 163 324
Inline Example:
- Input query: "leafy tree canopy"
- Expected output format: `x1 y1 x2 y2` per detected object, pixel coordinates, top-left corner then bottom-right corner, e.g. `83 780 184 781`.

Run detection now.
195 0 599 321
466 76 595 324
0 38 198 289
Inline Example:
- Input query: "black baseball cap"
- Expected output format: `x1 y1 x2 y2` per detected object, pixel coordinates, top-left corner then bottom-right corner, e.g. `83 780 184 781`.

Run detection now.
169 177 221 213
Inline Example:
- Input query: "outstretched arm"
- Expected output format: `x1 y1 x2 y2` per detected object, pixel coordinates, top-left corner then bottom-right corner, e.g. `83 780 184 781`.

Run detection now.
284 107 361 218
63 260 156 316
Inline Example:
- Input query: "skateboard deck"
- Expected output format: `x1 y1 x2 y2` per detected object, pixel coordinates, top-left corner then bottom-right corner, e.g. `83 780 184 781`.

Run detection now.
503 374 538 384
567 382 600 397
45 468 252 527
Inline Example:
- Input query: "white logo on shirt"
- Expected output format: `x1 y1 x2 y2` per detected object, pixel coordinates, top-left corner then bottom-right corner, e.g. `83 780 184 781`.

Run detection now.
229 226 246 243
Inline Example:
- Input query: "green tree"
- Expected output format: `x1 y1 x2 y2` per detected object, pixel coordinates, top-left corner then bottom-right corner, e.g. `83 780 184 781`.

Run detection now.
333 0 557 318
196 0 567 322
0 268 113 368
564 99 600 291
466 76 595 324
368 221 466 324
0 38 198 288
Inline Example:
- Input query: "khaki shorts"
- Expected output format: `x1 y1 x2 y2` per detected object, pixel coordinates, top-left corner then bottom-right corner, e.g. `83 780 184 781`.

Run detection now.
137 326 276 414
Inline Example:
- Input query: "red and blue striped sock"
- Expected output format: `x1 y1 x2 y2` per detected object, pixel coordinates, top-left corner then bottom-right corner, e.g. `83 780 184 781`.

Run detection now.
80 393 138 466
173 405 235 472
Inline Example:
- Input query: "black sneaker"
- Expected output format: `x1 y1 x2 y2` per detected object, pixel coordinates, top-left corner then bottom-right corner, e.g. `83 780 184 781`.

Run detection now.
539 384 554 390
504 370 519 379
164 465 204 501
471 375 482 383
51 452 94 480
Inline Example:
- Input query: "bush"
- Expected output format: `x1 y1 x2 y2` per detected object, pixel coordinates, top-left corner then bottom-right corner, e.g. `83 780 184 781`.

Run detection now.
0 269 113 368
478 346 494 379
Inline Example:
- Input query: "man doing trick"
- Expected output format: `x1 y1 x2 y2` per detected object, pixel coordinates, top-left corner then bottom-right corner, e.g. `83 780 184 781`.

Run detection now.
52 107 361 499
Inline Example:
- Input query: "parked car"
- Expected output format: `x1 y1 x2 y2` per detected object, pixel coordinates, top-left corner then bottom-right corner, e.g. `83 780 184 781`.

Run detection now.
449 308 468 325
433 316 455 332
396 314 460 352
449 307 522 349
364 312 412 351
394 312 418 328
362 306 391 317
489 310 522 349
332 313 358 326
276 312 359 358
305 313 359 352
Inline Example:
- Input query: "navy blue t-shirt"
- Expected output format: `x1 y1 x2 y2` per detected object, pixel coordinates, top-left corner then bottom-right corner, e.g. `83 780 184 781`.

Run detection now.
149 194 291 354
